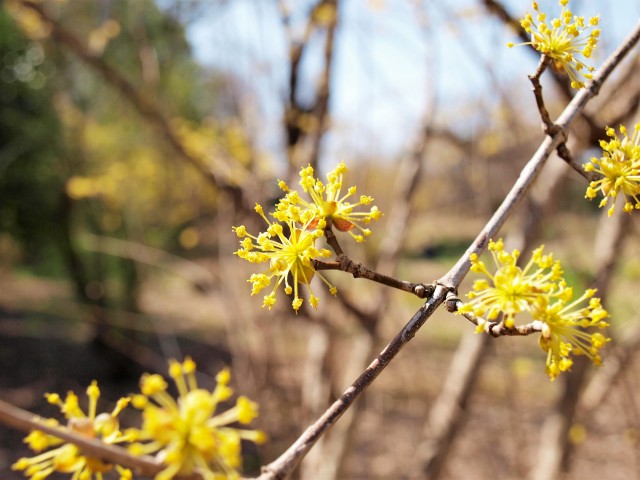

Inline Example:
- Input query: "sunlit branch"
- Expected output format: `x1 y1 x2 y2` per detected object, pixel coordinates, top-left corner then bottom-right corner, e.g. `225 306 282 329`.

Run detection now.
313 256 433 299
256 17 640 480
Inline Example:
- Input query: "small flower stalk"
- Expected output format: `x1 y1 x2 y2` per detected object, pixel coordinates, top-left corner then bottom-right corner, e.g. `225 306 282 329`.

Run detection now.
508 0 600 89
128 358 266 480
459 239 610 380
584 123 640 216
12 382 132 480
233 162 381 312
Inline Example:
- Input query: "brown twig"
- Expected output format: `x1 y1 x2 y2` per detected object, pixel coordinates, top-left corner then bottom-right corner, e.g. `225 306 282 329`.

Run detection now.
0 399 165 478
529 56 555 131
313 256 433 299
482 0 603 140
448 297 545 337
528 56 594 181
0 398 254 480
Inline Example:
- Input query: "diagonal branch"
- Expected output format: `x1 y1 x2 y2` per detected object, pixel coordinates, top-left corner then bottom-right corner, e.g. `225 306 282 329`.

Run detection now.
313 254 433 298
256 17 640 480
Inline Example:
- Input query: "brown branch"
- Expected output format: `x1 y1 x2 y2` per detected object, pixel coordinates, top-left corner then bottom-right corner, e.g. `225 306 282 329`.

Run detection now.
528 56 595 181
255 17 640 480
529 56 554 131
257 284 449 480
448 297 545 337
313 256 433 299
322 223 344 256
0 399 165 478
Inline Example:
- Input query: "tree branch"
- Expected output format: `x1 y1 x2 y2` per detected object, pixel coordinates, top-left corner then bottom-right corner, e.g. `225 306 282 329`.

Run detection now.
256 17 640 479
313 255 433 298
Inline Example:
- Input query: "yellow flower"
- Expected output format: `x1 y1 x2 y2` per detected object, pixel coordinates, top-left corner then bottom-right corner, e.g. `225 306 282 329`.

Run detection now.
12 382 132 480
584 123 640 216
275 162 382 242
458 239 562 329
128 358 266 480
460 239 611 380
508 0 600 89
535 289 610 380
233 203 335 312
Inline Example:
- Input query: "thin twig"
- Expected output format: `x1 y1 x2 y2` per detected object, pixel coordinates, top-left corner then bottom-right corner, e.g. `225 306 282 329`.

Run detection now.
528 57 595 181
529 55 555 132
312 256 433 298
448 297 545 337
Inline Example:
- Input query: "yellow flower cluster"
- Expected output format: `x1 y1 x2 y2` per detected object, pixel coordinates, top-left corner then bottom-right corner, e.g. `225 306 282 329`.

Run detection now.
276 162 382 243
12 382 132 480
13 360 264 480
233 162 381 312
508 0 600 89
128 358 266 480
584 123 640 216
459 239 610 380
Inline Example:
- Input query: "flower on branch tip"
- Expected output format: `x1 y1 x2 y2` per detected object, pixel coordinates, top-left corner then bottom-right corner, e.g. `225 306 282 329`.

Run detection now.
507 0 600 89
458 239 610 380
534 289 610 380
275 161 382 243
584 123 640 216
233 203 336 312
127 358 266 480
12 382 132 480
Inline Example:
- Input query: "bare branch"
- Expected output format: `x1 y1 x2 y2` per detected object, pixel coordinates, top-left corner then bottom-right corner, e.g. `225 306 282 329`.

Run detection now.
257 284 449 480
254 17 640 480
0 399 164 478
313 255 433 298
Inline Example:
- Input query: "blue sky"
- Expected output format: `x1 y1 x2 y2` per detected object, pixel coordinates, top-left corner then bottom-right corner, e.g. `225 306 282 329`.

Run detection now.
184 0 640 163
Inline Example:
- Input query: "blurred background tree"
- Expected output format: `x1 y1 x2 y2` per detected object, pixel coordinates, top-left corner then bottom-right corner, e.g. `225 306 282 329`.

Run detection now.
1 1 640 479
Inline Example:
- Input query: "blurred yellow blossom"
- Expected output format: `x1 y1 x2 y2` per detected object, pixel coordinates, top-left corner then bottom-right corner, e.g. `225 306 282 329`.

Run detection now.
12 382 132 480
584 123 640 216
128 358 266 480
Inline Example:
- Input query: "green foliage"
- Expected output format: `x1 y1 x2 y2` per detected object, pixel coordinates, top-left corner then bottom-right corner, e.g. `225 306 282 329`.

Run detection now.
0 8 66 275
